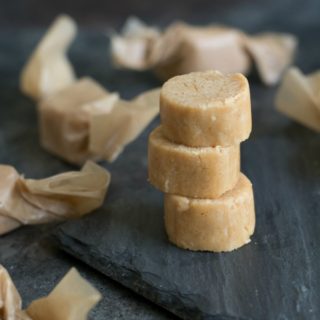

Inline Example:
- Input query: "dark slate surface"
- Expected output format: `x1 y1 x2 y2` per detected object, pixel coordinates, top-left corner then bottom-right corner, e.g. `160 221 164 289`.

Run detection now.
54 94 320 319
52 4 320 319
1 1 320 319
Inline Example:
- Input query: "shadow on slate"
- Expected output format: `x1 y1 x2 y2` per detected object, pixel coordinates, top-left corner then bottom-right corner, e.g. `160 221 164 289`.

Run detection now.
54 89 320 319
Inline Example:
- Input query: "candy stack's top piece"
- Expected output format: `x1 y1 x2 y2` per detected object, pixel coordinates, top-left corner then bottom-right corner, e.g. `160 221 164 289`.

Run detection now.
160 70 252 147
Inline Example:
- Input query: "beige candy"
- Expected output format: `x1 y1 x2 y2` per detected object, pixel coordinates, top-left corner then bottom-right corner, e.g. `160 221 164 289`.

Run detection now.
148 126 240 198
27 268 101 320
152 23 250 80
160 70 252 147
0 265 101 320
0 161 110 236
20 15 77 100
39 77 159 164
89 88 160 162
39 77 109 164
164 173 255 252
112 18 297 85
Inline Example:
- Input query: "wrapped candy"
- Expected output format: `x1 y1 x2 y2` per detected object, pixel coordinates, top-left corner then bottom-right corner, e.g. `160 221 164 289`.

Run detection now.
27 268 102 320
39 77 160 164
0 161 110 236
0 265 101 320
111 17 297 85
19 15 160 165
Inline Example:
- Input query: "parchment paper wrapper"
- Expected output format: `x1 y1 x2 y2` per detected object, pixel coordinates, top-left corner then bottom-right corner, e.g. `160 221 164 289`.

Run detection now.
27 268 102 320
276 67 320 131
111 16 160 70
0 161 110 236
89 87 160 161
39 77 160 165
20 15 76 100
111 17 297 85
244 33 297 85
150 23 251 80
0 266 31 320
0 265 101 320
307 70 320 106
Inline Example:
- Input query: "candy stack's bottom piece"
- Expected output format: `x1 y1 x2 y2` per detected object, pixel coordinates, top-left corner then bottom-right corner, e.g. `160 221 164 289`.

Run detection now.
164 173 255 252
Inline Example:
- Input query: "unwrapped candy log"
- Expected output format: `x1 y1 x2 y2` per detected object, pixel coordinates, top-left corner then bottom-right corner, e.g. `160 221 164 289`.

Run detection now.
0 161 110 235
164 173 255 252
148 126 240 198
160 70 252 147
39 77 159 164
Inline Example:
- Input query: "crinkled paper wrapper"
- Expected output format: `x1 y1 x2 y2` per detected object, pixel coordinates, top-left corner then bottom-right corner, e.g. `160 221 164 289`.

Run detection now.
38 77 160 165
276 67 320 131
0 161 110 236
0 266 30 320
19 15 160 165
0 266 101 320
111 17 298 85
20 15 76 101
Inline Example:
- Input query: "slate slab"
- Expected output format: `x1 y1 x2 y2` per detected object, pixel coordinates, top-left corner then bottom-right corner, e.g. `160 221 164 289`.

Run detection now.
2 239 176 320
54 83 320 319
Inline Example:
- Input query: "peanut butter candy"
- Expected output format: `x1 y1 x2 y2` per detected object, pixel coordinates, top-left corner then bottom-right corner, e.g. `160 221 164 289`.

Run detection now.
0 161 110 235
148 126 240 198
39 77 160 164
20 15 77 100
164 173 255 252
111 17 297 85
160 70 252 147
27 268 102 320
151 23 250 80
0 265 101 320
